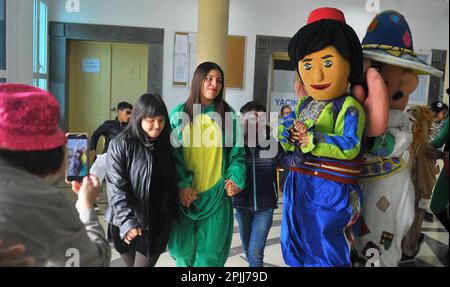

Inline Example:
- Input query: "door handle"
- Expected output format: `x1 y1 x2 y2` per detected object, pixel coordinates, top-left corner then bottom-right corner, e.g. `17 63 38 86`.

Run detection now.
111 107 117 112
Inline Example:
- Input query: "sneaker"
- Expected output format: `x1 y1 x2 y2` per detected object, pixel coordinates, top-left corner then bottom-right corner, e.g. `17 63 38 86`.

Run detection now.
424 211 434 222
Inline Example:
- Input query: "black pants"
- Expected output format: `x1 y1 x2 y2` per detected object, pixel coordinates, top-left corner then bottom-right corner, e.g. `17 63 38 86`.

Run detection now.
120 251 161 267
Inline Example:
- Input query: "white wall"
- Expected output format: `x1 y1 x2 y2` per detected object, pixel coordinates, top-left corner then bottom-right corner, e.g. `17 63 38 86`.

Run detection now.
47 0 449 112
6 0 33 85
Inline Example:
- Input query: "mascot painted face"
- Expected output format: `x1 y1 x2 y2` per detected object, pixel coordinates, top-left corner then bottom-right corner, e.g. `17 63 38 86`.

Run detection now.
289 8 363 103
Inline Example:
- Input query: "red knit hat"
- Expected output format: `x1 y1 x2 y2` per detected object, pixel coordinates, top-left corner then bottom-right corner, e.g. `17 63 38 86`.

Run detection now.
0 83 67 151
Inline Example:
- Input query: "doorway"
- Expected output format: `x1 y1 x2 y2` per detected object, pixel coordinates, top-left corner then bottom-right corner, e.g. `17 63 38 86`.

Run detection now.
68 40 148 138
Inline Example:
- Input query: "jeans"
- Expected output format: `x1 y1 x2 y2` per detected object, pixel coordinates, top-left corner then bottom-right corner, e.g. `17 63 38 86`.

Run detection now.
235 208 274 267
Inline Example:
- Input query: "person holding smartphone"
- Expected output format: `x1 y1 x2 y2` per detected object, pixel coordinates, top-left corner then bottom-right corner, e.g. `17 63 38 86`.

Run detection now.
0 83 111 267
105 93 179 267
66 134 90 181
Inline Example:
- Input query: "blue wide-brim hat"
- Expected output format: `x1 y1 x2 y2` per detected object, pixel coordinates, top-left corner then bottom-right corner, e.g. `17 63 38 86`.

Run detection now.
362 10 443 78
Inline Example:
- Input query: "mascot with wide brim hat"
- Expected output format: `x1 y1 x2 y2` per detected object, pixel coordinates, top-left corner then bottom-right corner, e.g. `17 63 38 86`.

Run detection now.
362 10 443 78
355 10 444 267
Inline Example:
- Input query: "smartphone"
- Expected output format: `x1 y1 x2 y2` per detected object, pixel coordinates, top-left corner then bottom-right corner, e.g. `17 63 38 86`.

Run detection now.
65 133 89 183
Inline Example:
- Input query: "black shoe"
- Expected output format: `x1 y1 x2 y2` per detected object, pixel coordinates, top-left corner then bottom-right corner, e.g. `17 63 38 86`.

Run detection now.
415 233 425 256
424 211 434 222
401 234 426 262
401 254 415 262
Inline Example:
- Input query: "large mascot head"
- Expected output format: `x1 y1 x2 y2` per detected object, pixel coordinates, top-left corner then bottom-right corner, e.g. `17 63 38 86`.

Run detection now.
362 10 443 111
288 7 363 102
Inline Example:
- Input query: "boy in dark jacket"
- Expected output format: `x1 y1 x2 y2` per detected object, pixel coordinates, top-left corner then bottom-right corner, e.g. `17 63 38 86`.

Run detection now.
90 101 133 157
233 101 279 267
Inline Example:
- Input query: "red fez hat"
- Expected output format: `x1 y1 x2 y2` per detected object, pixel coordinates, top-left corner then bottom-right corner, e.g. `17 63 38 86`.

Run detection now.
307 7 346 25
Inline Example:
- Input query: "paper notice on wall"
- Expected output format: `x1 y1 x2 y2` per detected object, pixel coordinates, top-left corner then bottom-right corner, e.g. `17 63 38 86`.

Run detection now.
188 32 198 85
82 58 101 73
174 54 189 84
173 33 190 85
175 34 188 54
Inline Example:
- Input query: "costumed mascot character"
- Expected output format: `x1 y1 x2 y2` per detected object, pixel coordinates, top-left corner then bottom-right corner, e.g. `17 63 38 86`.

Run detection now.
355 10 443 267
278 7 368 267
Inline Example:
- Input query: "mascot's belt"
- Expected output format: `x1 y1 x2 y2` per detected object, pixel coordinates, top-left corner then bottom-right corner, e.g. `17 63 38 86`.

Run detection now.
359 157 406 181
288 157 362 185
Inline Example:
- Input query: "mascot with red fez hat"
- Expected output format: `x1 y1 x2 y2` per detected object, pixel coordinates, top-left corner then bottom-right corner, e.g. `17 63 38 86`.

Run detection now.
355 10 443 267
278 7 370 267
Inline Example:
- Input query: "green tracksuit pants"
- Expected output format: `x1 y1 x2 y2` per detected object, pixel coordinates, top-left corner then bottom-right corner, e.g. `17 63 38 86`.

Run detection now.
168 197 233 267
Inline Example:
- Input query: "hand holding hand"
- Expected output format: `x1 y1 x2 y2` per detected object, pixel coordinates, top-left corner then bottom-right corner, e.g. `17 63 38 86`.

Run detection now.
289 121 307 143
179 187 199 208
225 179 241 197
124 227 142 245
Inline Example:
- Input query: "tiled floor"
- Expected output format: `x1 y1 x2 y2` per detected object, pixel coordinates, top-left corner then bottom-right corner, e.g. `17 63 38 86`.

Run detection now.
100 198 449 268
55 178 448 268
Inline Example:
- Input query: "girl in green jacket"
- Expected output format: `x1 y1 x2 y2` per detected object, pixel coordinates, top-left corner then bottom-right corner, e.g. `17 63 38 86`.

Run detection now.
168 62 246 267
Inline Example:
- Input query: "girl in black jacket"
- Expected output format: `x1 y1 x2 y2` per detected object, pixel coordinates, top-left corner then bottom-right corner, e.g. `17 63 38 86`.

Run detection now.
105 93 179 267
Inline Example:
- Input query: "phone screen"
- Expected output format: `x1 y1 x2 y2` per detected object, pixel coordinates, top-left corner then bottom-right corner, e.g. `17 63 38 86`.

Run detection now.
66 134 89 182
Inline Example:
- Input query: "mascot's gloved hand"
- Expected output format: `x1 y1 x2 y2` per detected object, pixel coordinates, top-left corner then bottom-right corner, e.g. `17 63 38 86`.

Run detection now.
418 198 431 212
352 67 389 137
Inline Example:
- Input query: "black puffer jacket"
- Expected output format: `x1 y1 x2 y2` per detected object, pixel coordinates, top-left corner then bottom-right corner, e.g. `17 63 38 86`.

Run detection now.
105 133 179 254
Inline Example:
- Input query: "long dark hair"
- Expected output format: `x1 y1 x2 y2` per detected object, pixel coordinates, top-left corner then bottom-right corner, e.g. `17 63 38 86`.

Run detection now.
183 62 231 127
122 93 180 222
123 93 172 147
288 19 363 84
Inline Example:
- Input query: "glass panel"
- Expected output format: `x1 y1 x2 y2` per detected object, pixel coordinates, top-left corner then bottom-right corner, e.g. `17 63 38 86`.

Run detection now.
33 0 38 74
39 1 47 74
0 78 6 83
38 78 47 90
0 0 6 70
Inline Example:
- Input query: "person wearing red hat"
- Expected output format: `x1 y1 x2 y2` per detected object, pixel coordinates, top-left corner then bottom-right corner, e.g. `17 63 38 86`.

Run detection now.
0 83 111 266
277 7 366 267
